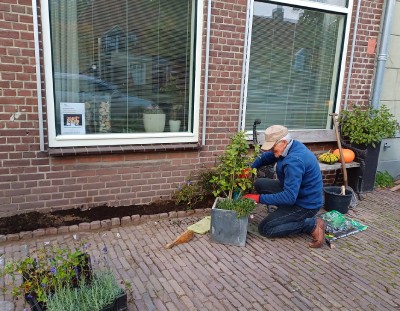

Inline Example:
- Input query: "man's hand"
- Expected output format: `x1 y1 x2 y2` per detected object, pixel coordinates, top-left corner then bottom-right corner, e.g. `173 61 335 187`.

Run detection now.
242 194 260 203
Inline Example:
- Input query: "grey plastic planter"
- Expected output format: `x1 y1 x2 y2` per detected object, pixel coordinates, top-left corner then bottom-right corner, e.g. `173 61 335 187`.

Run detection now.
210 197 249 247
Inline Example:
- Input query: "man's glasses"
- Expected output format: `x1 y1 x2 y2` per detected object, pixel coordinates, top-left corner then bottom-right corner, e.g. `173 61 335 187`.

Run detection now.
262 138 284 152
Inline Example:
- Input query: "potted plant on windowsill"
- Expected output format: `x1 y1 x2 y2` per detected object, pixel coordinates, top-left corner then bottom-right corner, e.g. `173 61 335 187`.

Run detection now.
169 103 183 132
161 76 184 132
338 104 400 192
209 131 260 246
143 104 166 133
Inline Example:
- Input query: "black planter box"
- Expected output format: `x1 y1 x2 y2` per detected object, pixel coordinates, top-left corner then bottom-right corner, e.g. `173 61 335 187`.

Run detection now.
347 142 381 193
101 292 128 311
26 291 127 311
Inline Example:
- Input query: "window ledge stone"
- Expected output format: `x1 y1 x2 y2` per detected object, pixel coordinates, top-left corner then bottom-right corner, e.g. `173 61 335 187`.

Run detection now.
48 143 201 157
252 129 336 144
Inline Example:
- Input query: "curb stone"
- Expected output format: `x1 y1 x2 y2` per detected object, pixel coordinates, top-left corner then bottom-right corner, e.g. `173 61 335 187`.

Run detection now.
0 209 210 243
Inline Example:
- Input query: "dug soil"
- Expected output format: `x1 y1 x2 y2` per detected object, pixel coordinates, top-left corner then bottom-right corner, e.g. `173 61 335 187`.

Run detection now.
0 197 215 235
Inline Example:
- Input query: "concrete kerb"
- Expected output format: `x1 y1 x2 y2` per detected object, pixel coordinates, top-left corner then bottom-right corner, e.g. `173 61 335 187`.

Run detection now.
0 208 212 244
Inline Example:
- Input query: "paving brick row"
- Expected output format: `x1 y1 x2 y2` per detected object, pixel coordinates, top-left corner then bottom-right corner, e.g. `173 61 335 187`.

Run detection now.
283 296 306 311
2 190 400 310
167 292 187 310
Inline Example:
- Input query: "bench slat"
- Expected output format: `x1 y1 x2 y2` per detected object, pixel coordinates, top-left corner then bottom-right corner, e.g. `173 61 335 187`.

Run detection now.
319 161 360 171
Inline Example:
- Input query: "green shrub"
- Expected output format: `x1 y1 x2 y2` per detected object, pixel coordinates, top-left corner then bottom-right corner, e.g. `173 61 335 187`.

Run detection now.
45 270 123 311
1 244 90 304
375 171 395 188
210 131 259 200
217 198 256 218
173 180 205 210
209 131 260 217
339 105 400 147
172 169 217 210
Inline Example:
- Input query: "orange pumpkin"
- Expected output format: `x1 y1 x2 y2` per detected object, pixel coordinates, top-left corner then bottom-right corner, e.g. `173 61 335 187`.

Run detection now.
333 148 355 163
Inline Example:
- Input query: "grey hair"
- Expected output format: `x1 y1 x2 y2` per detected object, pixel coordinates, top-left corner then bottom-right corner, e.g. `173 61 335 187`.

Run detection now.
280 133 292 143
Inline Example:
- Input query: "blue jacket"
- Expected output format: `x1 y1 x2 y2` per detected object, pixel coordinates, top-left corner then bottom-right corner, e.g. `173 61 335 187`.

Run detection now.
252 140 323 209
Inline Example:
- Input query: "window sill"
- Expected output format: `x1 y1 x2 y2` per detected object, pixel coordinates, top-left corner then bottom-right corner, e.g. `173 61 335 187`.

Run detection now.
48 143 201 157
251 129 336 144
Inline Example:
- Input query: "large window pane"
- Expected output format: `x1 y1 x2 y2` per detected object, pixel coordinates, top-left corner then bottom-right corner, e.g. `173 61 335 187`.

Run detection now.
245 3 345 130
50 0 195 136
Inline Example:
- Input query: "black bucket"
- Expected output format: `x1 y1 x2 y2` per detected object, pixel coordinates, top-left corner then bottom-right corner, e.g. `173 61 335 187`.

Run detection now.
323 186 352 214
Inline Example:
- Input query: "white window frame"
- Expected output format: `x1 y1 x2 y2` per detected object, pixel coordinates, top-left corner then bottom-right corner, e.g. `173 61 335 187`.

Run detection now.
41 0 203 148
241 0 354 135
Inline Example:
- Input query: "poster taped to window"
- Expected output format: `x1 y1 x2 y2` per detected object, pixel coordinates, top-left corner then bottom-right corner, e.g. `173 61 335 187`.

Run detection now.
60 102 86 135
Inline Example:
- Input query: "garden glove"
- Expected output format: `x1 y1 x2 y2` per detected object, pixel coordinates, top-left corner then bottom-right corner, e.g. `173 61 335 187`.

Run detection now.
242 194 260 203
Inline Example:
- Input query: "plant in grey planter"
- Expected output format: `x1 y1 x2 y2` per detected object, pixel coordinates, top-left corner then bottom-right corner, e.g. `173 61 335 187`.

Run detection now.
339 104 400 192
209 131 260 246
210 197 256 246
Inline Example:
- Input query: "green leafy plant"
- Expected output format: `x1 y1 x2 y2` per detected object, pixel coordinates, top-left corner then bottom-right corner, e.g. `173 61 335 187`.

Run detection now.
375 171 395 188
173 180 205 210
172 169 217 210
0 244 90 304
210 131 259 199
217 197 256 218
339 105 400 147
210 131 260 217
45 270 124 311
1 242 128 310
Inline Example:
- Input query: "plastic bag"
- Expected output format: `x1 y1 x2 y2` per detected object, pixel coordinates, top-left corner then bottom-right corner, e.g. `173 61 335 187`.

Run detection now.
320 210 367 240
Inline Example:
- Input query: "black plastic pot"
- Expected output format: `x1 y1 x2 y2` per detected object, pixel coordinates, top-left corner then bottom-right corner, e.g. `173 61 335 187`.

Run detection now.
26 291 127 311
323 186 352 214
101 292 128 311
347 142 381 193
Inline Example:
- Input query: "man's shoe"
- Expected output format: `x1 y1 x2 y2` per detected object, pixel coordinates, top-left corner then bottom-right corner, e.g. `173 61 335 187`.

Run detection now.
309 218 326 248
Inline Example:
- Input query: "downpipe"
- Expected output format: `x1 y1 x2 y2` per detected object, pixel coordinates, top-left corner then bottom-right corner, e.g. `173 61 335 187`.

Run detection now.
371 0 395 108
33 0 45 152
201 0 212 146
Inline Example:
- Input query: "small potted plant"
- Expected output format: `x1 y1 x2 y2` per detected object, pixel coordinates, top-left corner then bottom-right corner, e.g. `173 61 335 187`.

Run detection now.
161 76 185 132
338 104 400 192
209 131 260 246
142 104 166 132
0 243 127 311
169 103 183 132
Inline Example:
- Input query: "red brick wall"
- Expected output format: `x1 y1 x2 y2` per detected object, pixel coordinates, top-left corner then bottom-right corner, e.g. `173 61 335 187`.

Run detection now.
340 0 384 110
0 0 384 216
198 0 247 156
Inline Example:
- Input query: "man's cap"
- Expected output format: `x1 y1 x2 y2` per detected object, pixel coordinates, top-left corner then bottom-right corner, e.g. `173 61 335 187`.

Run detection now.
261 125 288 150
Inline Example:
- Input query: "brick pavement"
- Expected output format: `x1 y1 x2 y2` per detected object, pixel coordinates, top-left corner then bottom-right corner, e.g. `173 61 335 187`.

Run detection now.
1 189 399 311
